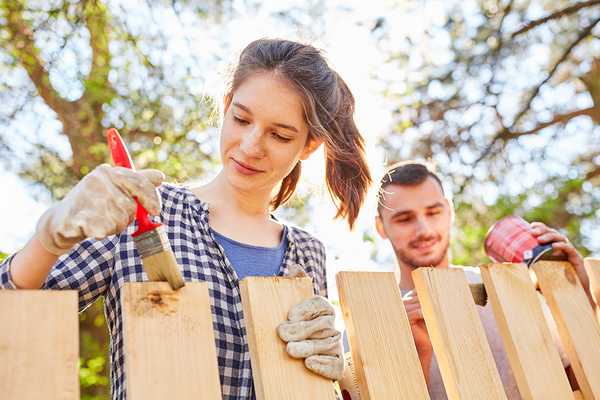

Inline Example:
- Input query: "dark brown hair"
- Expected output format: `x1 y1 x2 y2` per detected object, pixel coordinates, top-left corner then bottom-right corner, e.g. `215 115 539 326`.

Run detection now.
226 38 372 228
377 161 444 214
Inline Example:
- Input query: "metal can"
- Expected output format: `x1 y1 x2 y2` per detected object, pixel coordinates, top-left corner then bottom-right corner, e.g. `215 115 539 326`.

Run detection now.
484 216 555 267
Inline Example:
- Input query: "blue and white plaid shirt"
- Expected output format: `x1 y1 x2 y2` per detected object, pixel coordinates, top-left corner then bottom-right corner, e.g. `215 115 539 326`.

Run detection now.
1 183 328 400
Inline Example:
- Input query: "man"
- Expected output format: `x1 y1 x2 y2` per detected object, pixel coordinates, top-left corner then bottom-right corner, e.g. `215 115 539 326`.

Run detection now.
372 161 592 399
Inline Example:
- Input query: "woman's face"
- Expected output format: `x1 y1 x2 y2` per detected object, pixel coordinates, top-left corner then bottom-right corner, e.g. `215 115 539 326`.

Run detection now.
220 72 319 195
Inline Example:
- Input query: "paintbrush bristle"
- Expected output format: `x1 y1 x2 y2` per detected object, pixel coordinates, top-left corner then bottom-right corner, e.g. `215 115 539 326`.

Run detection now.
134 228 185 290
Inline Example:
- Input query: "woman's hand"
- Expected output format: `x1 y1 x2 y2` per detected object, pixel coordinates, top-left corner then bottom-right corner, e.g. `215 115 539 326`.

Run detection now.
36 164 164 255
277 296 345 380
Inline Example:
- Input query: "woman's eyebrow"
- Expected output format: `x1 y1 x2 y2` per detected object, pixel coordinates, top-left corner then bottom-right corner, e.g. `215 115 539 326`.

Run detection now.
232 101 299 133
233 102 252 114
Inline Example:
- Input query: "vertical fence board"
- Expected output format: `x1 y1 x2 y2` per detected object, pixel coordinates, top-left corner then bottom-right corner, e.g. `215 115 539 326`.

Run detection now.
533 261 600 400
240 276 337 400
336 271 430 400
480 263 572 399
584 258 600 324
122 282 222 400
0 290 79 400
413 268 507 400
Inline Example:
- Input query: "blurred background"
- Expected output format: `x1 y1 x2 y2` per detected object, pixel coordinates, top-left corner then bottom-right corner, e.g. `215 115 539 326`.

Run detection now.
1 0 598 398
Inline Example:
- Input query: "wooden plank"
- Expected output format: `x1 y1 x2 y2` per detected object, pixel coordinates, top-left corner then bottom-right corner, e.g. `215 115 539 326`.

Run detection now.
584 258 600 323
336 271 430 400
122 282 222 400
413 267 507 400
533 261 600 400
0 290 79 400
240 276 337 400
480 263 573 399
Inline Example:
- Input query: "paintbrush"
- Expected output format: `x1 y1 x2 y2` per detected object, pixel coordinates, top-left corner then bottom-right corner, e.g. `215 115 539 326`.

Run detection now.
107 128 185 290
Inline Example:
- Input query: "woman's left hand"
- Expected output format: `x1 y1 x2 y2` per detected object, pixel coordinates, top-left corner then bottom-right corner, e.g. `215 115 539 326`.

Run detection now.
277 296 345 381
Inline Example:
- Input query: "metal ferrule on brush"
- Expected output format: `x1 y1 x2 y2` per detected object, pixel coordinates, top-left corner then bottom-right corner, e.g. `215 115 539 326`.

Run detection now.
133 228 169 258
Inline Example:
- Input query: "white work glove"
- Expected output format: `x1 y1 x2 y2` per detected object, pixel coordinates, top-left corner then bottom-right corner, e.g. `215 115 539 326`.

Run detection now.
36 164 164 255
277 296 345 381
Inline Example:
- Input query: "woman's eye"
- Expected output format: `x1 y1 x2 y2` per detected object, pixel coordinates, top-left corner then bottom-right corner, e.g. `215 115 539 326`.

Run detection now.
233 115 249 125
272 132 292 142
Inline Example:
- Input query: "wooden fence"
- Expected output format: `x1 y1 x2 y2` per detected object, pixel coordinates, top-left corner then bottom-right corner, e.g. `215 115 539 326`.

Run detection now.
1 259 599 399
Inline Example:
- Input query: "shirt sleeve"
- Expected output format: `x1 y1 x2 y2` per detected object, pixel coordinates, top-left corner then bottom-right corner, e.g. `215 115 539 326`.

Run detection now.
310 238 328 298
0 254 18 289
1 236 118 312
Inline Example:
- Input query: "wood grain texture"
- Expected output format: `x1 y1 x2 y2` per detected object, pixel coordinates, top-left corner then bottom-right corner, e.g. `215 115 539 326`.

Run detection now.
480 263 573 399
336 271 430 400
239 276 337 400
533 261 600 400
122 282 222 400
413 267 507 400
0 290 79 400
584 258 600 324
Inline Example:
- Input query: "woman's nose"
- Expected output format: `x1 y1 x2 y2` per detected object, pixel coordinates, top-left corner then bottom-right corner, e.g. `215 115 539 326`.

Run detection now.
239 127 265 157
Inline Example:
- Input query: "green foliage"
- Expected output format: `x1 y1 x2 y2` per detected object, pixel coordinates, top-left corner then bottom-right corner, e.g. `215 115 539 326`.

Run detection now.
79 300 110 400
0 0 225 199
375 0 600 260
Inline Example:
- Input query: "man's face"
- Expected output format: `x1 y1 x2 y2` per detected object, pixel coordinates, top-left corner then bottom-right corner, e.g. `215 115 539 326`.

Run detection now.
376 177 452 270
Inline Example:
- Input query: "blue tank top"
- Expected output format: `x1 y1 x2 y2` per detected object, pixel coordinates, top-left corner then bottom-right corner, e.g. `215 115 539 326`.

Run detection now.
211 226 288 280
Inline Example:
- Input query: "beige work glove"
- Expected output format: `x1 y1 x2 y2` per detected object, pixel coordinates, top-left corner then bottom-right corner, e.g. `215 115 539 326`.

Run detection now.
277 296 345 381
36 164 164 255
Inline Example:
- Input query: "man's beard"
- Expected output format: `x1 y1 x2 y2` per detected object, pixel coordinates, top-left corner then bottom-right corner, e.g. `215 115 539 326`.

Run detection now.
394 234 449 270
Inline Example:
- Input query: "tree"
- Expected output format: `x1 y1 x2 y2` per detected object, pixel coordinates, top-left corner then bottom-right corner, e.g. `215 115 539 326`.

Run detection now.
0 0 226 199
374 0 600 262
1 1 229 397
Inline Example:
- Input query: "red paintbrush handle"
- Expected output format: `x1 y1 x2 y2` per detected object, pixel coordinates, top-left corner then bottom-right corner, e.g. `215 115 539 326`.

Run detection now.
106 128 161 236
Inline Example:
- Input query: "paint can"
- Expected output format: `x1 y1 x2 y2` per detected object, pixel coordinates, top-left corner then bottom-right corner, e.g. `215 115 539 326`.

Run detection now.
484 216 555 266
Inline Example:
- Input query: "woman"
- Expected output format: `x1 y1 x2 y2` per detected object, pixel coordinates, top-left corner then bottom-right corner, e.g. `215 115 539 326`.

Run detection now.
1 38 371 399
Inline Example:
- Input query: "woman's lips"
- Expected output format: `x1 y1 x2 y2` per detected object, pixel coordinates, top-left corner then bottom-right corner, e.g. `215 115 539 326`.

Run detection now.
232 158 263 175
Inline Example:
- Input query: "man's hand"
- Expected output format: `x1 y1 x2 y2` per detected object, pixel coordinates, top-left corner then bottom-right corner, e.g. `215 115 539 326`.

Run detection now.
403 290 433 381
36 164 164 255
277 296 345 381
530 221 592 303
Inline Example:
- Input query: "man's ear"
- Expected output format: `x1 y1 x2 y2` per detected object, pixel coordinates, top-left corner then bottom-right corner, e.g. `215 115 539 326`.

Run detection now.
300 137 323 160
375 215 388 239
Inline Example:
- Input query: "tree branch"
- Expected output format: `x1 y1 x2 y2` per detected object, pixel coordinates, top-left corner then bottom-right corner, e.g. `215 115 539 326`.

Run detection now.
82 0 114 106
473 16 600 167
511 0 600 38
586 165 600 181
513 17 600 127
501 107 595 140
1 0 72 116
